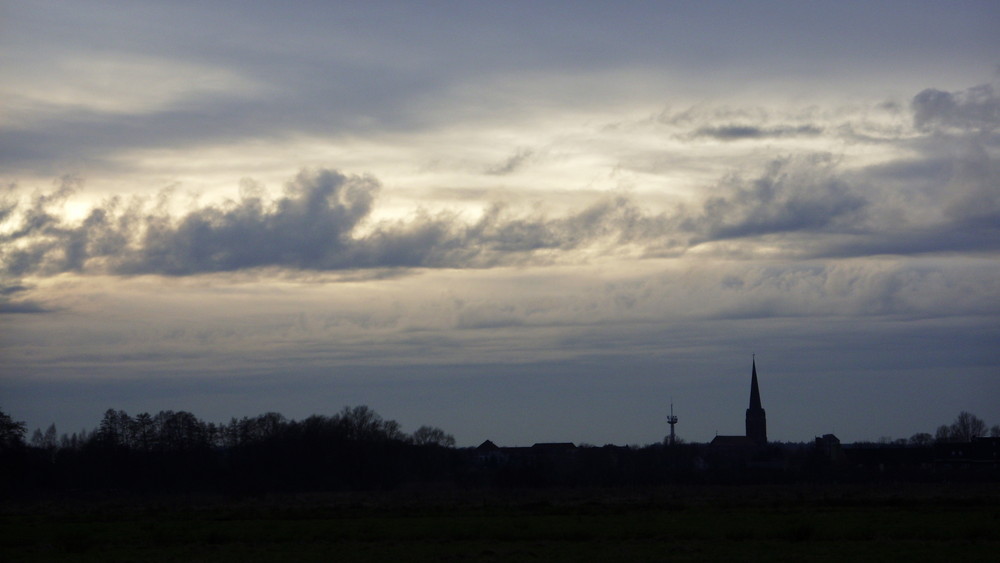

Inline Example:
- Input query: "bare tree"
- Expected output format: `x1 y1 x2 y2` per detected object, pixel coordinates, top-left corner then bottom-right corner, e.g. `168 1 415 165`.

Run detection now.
411 425 456 447
949 411 987 442
43 424 58 450
336 406 404 442
31 424 58 450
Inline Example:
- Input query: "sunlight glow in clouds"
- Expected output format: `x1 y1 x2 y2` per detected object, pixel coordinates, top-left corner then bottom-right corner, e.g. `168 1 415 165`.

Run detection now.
2 53 263 121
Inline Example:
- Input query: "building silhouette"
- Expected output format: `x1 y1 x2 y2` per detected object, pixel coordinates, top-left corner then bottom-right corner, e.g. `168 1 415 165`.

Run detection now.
745 356 767 445
710 357 768 449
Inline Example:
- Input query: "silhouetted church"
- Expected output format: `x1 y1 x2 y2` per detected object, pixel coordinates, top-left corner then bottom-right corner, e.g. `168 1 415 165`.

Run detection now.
745 357 767 445
710 357 768 448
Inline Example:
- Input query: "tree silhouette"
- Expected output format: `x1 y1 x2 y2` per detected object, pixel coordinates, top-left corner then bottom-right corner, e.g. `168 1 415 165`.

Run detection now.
948 411 987 442
96 409 133 448
0 408 26 450
412 425 456 447
133 412 155 452
158 411 212 451
935 424 951 443
336 405 404 442
30 424 58 453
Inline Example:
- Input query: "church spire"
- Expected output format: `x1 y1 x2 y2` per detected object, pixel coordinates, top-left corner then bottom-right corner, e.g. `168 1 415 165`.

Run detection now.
745 355 767 445
749 355 762 410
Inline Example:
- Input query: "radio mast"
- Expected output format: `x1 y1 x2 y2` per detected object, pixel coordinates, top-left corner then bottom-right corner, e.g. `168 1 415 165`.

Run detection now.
667 402 678 446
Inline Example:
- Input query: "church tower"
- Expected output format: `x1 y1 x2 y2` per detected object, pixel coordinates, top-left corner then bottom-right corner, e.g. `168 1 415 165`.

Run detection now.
745 356 767 445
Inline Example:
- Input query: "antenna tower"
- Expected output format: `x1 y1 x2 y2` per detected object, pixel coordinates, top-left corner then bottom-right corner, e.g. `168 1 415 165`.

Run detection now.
667 402 678 446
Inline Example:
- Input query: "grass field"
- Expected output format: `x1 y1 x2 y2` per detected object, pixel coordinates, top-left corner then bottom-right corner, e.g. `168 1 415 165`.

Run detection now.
2 484 998 562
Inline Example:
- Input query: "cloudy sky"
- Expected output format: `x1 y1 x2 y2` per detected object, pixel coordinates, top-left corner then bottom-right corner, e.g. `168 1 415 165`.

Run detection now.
2 1 999 446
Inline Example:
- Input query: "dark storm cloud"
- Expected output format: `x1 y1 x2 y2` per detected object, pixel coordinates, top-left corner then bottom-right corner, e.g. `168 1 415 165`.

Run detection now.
130 169 376 274
912 83 1000 132
827 157 1000 258
0 284 30 296
818 82 1000 257
683 155 868 242
0 281 50 315
0 299 51 314
692 124 824 141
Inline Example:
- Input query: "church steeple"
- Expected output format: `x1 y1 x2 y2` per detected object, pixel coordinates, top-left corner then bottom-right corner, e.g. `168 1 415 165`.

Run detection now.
745 355 767 445
749 356 762 411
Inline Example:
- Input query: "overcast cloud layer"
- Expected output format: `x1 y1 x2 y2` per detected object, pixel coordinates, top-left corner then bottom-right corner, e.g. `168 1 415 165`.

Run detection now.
1 1 998 445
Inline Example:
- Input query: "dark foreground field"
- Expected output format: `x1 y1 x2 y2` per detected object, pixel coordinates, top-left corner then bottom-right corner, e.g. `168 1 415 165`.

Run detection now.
2 484 998 562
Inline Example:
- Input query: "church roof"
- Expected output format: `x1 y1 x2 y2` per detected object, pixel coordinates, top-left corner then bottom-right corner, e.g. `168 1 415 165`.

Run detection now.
476 439 499 451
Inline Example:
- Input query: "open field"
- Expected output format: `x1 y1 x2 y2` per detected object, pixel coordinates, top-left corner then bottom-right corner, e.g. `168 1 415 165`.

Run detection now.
2 484 998 562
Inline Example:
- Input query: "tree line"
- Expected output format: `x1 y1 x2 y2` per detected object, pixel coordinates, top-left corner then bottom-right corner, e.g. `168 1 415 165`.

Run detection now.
879 411 1000 447
1 405 459 494
18 405 455 454
1 407 996 495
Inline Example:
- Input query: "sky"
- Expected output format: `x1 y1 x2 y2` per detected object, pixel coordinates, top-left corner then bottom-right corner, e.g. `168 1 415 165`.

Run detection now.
2 1 999 447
